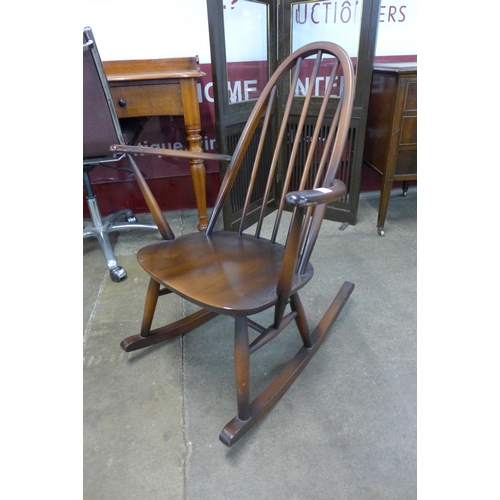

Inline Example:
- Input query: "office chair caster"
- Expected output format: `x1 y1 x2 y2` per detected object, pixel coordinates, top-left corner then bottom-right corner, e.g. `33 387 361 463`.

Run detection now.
110 266 127 282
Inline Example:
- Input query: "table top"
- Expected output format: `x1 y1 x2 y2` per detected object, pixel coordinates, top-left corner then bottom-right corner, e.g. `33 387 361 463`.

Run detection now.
103 56 205 82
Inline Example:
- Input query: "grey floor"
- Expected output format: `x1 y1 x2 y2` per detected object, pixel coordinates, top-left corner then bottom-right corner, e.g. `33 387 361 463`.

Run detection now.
83 188 417 500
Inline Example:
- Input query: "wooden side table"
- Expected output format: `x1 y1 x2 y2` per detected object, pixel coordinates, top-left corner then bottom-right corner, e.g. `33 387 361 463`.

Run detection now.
363 63 417 236
103 57 209 231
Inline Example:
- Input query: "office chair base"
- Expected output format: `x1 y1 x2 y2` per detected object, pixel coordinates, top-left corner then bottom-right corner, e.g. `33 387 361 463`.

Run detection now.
84 197 159 282
110 266 127 282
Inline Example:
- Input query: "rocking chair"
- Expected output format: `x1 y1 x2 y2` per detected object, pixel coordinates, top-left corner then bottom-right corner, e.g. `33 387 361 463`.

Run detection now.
111 41 355 446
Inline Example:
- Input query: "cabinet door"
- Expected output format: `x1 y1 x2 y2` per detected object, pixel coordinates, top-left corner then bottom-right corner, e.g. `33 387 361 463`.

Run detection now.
394 77 417 177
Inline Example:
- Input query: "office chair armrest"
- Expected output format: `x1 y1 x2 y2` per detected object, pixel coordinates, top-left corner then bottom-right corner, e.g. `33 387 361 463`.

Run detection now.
110 144 232 162
285 179 347 208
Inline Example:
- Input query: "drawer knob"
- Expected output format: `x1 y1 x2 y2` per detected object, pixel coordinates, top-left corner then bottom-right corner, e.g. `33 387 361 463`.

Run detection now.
118 99 126 107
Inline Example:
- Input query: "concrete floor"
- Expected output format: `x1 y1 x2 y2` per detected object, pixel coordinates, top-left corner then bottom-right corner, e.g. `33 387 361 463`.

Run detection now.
83 189 417 500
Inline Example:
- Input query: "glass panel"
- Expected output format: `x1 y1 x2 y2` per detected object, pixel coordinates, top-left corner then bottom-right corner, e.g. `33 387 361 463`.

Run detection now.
291 1 364 57
223 0 269 103
291 1 364 97
374 0 416 63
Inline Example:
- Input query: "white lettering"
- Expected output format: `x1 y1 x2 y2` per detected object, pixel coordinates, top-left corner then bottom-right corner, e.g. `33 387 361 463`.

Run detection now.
228 81 242 103
296 77 309 95
204 82 214 103
314 76 325 95
243 79 258 100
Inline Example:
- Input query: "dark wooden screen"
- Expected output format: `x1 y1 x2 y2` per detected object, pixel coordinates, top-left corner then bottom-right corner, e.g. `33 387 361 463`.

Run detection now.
206 0 380 228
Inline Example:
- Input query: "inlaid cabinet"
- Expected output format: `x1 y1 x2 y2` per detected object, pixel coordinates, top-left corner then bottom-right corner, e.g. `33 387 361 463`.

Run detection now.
363 63 417 235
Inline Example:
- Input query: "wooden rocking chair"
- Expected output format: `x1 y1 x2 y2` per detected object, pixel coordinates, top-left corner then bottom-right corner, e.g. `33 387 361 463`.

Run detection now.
111 41 355 446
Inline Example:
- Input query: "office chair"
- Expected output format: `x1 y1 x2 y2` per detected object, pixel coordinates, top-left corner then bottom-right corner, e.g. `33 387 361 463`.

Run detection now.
83 27 174 282
112 41 355 445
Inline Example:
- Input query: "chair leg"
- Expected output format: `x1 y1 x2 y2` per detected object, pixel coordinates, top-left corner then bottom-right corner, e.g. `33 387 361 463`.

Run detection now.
219 281 355 447
120 277 218 352
126 155 175 240
140 278 161 337
290 293 312 348
234 316 250 421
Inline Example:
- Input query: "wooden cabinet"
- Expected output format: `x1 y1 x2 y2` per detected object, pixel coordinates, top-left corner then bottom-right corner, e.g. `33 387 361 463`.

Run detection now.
363 63 417 235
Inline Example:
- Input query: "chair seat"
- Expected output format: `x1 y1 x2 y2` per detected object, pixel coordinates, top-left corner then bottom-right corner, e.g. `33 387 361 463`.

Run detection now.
137 231 314 316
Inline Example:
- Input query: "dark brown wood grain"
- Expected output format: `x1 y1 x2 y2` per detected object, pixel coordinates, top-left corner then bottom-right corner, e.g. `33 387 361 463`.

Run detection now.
137 232 313 315
119 43 356 446
363 63 417 234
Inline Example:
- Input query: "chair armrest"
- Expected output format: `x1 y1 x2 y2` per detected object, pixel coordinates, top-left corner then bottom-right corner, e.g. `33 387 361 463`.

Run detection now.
110 144 232 162
285 179 347 208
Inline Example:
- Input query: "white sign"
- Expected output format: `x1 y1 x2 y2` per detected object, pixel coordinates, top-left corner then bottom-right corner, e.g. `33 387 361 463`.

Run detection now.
291 1 365 56
375 1 417 56
83 0 416 62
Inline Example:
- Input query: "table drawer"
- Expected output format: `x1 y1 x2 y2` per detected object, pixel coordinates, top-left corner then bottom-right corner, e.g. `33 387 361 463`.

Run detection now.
109 84 183 118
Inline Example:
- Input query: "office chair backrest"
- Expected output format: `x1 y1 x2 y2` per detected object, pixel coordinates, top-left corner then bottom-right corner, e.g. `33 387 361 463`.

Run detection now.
83 27 125 160
206 41 354 275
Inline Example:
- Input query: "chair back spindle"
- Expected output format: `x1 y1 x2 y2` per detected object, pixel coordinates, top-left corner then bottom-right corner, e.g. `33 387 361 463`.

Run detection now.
207 42 354 282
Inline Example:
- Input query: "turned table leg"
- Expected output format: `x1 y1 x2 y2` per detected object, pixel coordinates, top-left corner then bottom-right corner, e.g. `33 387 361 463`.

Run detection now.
180 79 209 232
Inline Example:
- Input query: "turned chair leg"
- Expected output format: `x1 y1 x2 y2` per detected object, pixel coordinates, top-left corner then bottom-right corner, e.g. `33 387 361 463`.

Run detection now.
120 278 218 352
219 282 355 447
140 278 161 337
234 316 250 421
290 293 313 348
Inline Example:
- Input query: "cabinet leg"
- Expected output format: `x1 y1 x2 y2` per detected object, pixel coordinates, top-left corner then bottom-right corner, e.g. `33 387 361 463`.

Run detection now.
377 178 392 236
